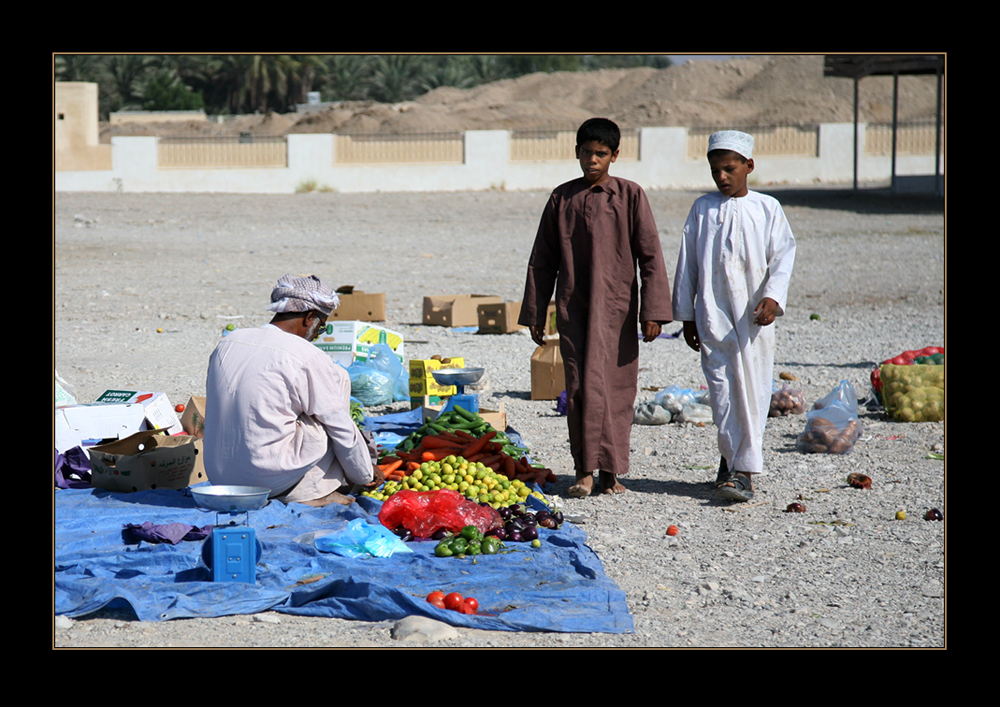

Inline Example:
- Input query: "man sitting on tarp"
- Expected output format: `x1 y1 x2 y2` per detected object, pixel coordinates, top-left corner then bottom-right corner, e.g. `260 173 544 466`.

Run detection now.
204 274 383 506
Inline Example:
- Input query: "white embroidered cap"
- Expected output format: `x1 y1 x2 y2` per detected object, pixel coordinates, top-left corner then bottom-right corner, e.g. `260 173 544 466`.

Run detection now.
708 130 754 160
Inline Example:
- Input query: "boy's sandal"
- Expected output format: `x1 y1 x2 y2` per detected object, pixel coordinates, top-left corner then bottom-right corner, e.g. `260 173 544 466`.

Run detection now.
715 474 754 502
714 457 733 487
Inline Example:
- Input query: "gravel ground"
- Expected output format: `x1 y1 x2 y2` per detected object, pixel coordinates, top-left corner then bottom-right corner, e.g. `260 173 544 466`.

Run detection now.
54 186 946 648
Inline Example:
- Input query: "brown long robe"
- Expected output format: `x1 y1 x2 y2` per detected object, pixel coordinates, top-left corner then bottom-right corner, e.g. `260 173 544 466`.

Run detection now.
519 176 673 475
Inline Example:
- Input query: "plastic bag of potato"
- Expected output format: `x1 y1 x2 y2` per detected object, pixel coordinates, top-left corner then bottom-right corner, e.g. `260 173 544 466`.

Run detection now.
796 380 862 454
880 363 944 422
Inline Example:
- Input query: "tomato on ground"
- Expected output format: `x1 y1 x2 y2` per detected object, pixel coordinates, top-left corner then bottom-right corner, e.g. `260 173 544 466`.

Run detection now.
444 592 464 611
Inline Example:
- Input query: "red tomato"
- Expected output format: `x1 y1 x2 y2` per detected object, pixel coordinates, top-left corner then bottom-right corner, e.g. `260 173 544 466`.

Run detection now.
666 525 679 536
427 595 445 609
444 592 464 611
175 403 186 413
462 596 479 613
426 590 445 605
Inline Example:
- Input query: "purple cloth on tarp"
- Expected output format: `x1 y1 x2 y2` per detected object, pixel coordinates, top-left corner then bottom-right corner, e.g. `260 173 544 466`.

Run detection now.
122 521 213 545
55 447 92 489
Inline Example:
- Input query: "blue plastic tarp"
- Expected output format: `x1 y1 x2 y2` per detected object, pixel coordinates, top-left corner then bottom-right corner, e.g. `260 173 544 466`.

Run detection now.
55 484 633 632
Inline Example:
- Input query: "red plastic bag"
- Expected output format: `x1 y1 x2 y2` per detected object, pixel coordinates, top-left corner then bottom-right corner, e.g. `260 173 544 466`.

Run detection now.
378 489 502 540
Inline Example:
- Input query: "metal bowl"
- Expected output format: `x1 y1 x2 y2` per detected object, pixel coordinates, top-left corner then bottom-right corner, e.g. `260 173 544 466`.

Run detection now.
431 366 485 386
191 485 271 512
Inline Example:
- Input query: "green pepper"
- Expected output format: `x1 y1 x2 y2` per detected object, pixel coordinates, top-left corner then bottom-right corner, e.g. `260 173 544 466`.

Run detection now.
466 540 482 556
481 536 501 555
460 525 484 542
434 541 454 557
450 537 468 555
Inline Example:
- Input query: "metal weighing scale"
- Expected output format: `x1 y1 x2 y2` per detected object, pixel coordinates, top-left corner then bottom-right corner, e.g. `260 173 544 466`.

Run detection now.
191 485 269 584
431 366 485 414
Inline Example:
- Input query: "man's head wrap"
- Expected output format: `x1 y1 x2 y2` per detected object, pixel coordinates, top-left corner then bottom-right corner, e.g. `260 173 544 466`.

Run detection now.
708 130 754 160
266 274 339 317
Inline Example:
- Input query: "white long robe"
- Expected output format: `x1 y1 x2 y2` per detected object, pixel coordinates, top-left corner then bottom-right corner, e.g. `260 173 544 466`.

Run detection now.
672 191 796 474
204 324 374 502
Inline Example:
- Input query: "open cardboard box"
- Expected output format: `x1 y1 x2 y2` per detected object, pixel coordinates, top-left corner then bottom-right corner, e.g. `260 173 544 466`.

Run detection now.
88 429 206 493
55 402 147 454
477 301 526 335
180 395 206 438
331 286 386 322
94 390 183 435
423 294 502 327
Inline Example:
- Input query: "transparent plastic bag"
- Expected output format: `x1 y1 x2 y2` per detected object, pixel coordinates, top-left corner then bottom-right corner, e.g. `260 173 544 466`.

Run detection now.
769 381 806 417
654 385 698 415
347 361 394 406
796 380 862 454
365 343 408 403
676 402 714 425
633 400 673 425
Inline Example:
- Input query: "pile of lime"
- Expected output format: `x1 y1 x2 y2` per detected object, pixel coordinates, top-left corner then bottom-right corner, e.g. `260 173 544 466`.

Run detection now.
362 455 546 508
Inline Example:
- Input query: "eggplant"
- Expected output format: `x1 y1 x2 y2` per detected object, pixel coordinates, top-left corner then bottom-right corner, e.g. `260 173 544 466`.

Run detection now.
507 529 523 543
521 526 539 541
487 527 507 541
431 528 452 541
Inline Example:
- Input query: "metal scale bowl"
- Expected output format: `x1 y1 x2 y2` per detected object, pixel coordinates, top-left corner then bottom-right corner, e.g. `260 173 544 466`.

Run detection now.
192 485 268 583
431 366 485 414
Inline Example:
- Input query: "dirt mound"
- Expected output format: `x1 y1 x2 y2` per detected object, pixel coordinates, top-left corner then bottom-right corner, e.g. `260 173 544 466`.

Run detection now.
99 55 942 140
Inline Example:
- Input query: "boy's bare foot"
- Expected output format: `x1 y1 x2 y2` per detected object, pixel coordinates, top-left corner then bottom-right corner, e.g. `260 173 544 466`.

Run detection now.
301 490 355 507
567 473 595 497
598 470 626 494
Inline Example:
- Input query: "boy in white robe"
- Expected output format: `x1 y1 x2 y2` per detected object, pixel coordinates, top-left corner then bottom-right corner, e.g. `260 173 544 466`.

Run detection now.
672 131 796 501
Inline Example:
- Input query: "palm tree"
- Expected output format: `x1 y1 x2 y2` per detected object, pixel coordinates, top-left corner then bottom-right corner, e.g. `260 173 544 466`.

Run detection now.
107 55 153 109
367 55 429 103
321 55 373 101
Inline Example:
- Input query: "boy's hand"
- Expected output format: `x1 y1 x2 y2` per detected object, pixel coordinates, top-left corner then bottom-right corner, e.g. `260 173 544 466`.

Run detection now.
529 325 547 347
641 321 662 342
683 320 700 352
753 297 780 326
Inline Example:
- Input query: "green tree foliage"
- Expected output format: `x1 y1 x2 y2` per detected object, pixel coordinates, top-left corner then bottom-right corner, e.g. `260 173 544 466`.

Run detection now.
142 71 205 111
54 54 673 119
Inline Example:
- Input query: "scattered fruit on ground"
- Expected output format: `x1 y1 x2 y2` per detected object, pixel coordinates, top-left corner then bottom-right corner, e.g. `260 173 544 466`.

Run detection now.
847 473 873 489
785 502 807 513
666 524 679 536
895 510 907 520
924 508 944 521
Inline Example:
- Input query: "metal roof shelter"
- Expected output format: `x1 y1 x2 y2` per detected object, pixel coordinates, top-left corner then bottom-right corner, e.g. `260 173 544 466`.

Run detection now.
824 54 944 194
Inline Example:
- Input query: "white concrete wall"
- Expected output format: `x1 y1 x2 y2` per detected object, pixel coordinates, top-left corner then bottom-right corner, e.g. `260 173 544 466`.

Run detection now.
54 123 944 195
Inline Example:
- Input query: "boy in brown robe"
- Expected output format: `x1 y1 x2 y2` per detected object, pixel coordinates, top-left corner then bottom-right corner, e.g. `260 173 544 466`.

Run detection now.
519 118 673 496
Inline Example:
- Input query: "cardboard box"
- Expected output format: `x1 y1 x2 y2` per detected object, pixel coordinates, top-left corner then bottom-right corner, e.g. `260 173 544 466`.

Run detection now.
88 429 207 493
408 357 464 397
530 340 566 400
180 395 207 439
330 289 386 322
55 403 148 454
94 390 183 435
478 301 526 335
313 321 405 367
423 294 502 327
420 401 507 432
